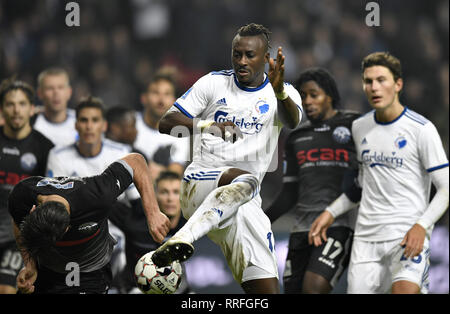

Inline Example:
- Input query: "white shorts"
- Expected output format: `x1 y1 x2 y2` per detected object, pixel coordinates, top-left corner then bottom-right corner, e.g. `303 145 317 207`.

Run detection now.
347 238 430 294
181 164 279 284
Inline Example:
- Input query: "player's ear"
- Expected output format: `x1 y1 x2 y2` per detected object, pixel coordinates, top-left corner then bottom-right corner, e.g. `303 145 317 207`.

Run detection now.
394 78 403 94
264 52 270 64
30 205 37 213
29 103 35 117
326 95 334 108
36 87 43 101
140 92 147 107
66 86 73 101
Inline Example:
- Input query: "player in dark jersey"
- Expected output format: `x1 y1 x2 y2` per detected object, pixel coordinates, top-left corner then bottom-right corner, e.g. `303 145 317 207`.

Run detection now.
105 105 138 148
0 78 54 294
8 153 170 294
105 105 148 160
266 68 361 293
119 171 192 293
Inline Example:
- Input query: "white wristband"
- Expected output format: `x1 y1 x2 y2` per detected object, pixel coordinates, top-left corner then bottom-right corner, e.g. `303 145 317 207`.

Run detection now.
326 193 358 218
416 219 431 230
275 89 288 101
197 120 215 131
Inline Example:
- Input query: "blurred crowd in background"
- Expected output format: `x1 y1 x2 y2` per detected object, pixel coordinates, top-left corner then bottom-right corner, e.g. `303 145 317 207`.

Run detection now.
1 1 448 141
0 0 448 292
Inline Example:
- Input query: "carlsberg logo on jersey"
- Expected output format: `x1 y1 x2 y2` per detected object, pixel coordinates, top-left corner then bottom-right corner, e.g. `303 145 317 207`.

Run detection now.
361 149 404 169
214 111 263 134
185 117 280 172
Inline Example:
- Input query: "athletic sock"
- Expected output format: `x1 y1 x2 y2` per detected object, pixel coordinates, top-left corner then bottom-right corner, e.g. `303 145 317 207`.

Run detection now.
173 174 259 243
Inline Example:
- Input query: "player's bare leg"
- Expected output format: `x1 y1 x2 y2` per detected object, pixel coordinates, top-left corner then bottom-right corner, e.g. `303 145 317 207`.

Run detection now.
391 280 420 294
302 271 332 294
241 278 279 294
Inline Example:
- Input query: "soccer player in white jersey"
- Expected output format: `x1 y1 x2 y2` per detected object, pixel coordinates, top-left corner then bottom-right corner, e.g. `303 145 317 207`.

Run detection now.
135 74 190 179
309 52 449 294
34 68 78 147
151 23 303 294
45 97 139 290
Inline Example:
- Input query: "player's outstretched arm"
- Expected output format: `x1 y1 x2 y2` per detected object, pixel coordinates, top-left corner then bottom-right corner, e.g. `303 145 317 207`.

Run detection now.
160 111 243 143
268 47 300 129
13 221 38 294
159 111 194 136
120 153 170 243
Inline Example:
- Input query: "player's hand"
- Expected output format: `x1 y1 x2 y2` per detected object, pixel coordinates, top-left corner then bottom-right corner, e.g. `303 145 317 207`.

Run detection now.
308 211 335 247
268 47 285 94
148 211 171 243
400 224 426 258
208 121 243 143
17 264 37 294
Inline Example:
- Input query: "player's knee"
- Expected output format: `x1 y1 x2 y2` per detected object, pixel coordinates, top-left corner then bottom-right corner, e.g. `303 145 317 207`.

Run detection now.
213 174 259 205
230 174 259 198
302 272 332 294
302 281 331 294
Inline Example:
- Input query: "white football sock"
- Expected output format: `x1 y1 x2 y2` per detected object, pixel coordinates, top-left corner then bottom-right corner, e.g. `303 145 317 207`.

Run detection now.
173 174 259 243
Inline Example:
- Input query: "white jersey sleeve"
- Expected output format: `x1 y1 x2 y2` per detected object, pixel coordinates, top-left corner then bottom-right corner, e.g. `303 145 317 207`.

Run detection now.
172 73 214 118
283 82 303 127
415 121 449 230
418 122 449 172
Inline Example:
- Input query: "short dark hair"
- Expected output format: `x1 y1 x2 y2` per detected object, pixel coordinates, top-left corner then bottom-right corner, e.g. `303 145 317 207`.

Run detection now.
155 171 181 188
236 23 271 51
19 201 70 263
295 68 341 108
0 77 35 107
105 105 135 125
147 74 176 93
362 52 403 81
75 96 105 119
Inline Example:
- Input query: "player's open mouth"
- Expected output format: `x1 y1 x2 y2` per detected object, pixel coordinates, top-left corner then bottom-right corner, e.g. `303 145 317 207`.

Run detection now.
237 69 249 76
372 96 382 103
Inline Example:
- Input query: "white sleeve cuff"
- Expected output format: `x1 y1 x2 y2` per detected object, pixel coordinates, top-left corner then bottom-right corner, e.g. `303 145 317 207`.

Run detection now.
416 218 432 230
325 193 358 218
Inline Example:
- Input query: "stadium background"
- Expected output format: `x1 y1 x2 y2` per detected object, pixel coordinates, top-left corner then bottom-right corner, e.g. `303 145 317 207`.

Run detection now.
0 0 448 293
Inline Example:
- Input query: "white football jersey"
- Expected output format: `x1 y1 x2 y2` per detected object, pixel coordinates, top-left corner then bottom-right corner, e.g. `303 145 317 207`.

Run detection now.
46 138 140 201
171 70 302 182
33 109 78 147
352 107 449 241
134 112 190 165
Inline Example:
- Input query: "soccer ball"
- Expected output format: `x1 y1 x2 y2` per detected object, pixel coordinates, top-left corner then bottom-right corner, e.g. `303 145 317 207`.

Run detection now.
134 251 183 294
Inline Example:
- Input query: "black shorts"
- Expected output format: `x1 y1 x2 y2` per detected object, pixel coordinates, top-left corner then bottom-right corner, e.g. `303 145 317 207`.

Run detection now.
283 226 353 293
0 241 23 287
31 263 112 294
